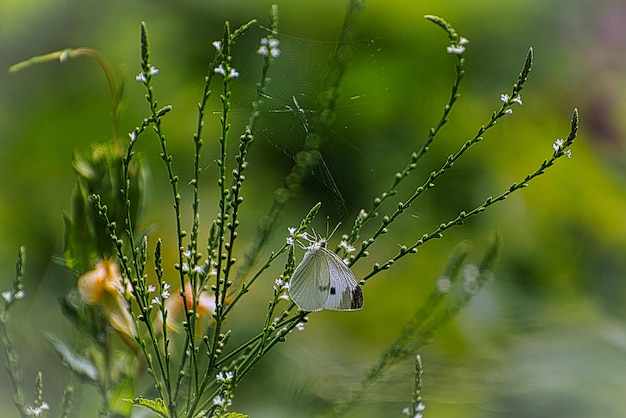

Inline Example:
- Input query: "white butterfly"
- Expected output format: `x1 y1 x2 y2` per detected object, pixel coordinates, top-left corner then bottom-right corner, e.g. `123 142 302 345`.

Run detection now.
289 237 363 312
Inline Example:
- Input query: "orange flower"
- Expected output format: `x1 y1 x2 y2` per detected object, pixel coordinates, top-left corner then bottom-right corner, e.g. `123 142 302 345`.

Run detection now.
155 283 216 334
77 260 136 339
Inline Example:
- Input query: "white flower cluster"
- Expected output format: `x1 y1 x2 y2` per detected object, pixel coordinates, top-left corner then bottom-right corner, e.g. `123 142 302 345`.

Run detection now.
25 402 49 417
446 37 469 55
553 138 572 158
135 65 159 83
402 402 426 418
2 288 25 303
150 282 171 306
257 37 281 58
214 64 239 80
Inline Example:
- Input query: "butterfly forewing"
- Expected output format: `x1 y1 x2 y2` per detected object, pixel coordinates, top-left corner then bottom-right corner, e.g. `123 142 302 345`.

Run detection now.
289 246 331 311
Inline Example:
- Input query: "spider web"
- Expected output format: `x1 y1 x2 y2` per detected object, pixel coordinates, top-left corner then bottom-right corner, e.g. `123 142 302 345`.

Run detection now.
214 28 394 215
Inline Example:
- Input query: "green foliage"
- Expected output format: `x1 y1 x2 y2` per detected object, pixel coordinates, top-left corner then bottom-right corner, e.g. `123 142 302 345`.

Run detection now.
1 3 579 418
63 141 147 272
44 333 99 383
124 397 169 417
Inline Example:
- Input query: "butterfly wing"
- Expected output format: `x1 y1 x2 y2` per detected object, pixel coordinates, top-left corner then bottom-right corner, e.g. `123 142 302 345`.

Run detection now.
321 248 363 311
289 247 331 312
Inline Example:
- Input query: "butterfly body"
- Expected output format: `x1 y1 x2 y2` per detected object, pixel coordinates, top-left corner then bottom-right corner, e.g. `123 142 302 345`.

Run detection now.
289 239 363 312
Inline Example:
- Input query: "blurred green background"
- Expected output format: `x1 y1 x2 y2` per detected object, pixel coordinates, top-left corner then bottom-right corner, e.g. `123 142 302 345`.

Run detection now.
2 0 626 417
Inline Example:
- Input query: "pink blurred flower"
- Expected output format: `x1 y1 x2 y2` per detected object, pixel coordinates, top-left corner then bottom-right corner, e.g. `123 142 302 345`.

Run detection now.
77 260 136 339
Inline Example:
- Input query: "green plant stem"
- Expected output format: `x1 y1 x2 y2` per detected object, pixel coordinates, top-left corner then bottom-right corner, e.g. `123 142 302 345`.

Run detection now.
352 49 534 268
199 25 234 415
93 197 171 410
0 247 27 418
235 0 364 283
360 108 577 282
347 16 466 246
9 47 122 141
224 245 289 316
0 317 26 417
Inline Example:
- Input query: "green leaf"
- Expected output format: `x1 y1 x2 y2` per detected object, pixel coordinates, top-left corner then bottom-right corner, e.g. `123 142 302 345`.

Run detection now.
44 332 98 383
219 413 249 418
124 397 169 418
111 377 134 416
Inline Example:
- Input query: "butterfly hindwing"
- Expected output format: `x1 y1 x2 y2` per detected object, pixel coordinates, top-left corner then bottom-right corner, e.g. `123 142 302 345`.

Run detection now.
321 247 363 311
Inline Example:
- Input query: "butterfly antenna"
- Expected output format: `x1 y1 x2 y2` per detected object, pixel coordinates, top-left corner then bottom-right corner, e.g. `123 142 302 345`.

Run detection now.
328 222 341 239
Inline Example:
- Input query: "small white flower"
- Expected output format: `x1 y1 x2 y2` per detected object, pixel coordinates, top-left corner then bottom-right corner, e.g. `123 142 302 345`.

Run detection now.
275 279 290 293
217 370 234 383
270 47 281 58
257 45 269 56
149 65 159 76
416 402 426 411
446 44 465 54
161 283 171 299
279 293 291 301
213 395 226 406
151 297 162 306
269 38 280 48
214 64 226 76
14 290 25 300
553 138 564 152
504 109 513 115
296 322 305 331
215 64 239 79
286 236 294 246
462 265 480 295
147 285 156 293
59 50 70 62
212 40 222 50
565 149 572 158
193 265 205 274
135 72 147 83
463 275 479 295
339 240 356 253
25 402 49 416
459 37 469 45
181 263 190 273
128 131 136 141
436 276 452 293
500 93 510 103
288 227 297 236
2 290 14 303
512 95 522 105
183 250 192 259
402 407 411 416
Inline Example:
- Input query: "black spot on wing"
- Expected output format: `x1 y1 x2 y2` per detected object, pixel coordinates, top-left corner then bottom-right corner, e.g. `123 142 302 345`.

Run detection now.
351 285 363 309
